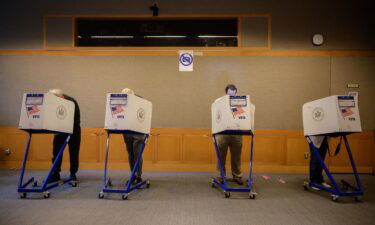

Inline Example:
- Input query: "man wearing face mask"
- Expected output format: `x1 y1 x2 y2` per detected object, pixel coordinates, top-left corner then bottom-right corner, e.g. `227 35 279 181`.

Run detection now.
48 89 81 183
216 84 244 185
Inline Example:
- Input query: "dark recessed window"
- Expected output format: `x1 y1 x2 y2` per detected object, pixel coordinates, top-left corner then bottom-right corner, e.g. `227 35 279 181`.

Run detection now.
75 18 238 47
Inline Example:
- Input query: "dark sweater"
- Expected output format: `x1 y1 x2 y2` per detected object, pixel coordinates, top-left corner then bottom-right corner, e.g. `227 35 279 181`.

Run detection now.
63 94 81 130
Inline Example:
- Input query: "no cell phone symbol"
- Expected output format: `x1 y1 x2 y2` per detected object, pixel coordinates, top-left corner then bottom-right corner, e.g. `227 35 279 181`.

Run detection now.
179 53 193 66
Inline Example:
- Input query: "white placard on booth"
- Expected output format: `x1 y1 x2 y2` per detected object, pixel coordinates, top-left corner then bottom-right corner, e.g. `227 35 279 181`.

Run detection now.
211 95 255 134
18 93 75 133
303 95 362 136
104 93 152 134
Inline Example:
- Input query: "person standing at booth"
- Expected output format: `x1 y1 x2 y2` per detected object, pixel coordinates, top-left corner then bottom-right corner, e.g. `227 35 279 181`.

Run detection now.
216 84 244 185
308 136 332 190
48 89 81 183
121 88 145 184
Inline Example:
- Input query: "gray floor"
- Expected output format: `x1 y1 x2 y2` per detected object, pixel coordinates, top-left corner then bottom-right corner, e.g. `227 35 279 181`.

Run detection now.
0 169 374 225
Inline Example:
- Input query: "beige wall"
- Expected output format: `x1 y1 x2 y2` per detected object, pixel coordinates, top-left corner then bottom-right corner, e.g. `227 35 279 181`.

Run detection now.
1 55 374 129
0 0 374 130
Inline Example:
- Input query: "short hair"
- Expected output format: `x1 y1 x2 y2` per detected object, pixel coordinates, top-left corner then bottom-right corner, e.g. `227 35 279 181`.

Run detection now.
225 84 237 94
48 88 63 96
121 88 135 95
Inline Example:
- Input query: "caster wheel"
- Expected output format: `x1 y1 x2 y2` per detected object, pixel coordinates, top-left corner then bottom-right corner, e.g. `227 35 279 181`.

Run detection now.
303 182 309 191
33 181 38 187
43 192 50 199
71 182 77 187
98 192 104 199
249 191 256 199
355 196 362 202
211 179 216 188
331 195 339 202
19 192 27 199
122 194 129 200
224 192 231 198
146 180 151 188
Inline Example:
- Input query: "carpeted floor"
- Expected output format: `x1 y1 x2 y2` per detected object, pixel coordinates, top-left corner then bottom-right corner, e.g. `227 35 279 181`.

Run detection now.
0 169 374 225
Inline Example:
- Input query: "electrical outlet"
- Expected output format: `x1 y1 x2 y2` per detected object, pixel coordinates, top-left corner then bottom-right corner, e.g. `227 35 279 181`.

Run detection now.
4 148 11 156
304 152 309 159
347 83 359 88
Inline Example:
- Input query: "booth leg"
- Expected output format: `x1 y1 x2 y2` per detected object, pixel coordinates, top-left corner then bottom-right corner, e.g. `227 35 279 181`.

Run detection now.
18 132 32 191
212 134 229 195
248 134 256 199
42 135 71 190
124 134 149 192
305 135 364 201
343 135 364 194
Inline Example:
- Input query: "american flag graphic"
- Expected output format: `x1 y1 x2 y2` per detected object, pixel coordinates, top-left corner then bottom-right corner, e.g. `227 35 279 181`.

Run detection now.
231 107 245 117
111 105 124 116
341 107 353 117
27 105 40 116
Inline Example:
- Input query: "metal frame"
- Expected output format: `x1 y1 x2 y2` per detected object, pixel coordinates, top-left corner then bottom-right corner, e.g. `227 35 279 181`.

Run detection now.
211 130 256 199
304 134 364 202
99 130 150 200
17 130 75 199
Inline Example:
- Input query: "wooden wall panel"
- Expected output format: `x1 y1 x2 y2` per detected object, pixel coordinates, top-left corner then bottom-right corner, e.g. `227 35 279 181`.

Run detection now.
79 131 101 162
29 134 54 161
156 134 182 162
0 127 373 174
0 130 27 161
253 135 286 165
329 134 374 172
106 134 128 163
286 136 309 166
183 134 212 163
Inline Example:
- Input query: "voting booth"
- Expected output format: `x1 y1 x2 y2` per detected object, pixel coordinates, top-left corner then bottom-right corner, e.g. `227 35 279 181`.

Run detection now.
210 95 256 199
104 93 152 134
100 93 152 200
212 95 255 134
17 93 77 199
303 95 361 136
19 93 75 133
302 95 364 202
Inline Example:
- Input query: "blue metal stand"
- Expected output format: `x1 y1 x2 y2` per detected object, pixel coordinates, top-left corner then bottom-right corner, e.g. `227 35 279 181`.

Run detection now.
211 130 256 199
304 134 364 202
17 130 75 199
99 130 150 200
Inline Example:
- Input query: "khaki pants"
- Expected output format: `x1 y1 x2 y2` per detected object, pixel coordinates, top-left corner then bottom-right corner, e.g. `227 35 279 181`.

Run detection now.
216 135 243 177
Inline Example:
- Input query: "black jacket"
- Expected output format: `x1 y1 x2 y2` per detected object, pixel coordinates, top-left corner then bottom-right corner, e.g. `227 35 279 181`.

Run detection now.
63 94 81 130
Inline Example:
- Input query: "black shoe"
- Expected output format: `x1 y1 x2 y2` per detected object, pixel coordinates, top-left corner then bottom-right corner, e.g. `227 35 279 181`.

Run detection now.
70 174 78 182
47 173 61 184
134 177 143 184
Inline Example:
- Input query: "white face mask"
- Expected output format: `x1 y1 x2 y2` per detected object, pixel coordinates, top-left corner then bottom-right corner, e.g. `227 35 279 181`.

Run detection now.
227 89 237 96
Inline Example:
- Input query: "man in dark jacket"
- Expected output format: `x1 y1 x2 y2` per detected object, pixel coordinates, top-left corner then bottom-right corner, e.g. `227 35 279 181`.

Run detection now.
48 89 81 183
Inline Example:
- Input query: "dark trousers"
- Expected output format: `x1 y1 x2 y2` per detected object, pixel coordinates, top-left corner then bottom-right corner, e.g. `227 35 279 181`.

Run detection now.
52 128 81 175
123 134 145 178
309 137 328 184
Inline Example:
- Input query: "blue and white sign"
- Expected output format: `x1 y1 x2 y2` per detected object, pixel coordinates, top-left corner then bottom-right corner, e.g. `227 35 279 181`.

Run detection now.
179 50 194 72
